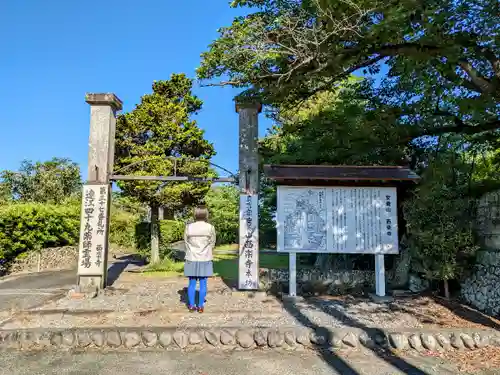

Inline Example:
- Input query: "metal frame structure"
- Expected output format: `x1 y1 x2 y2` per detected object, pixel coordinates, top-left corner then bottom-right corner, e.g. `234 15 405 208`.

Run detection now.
109 156 237 184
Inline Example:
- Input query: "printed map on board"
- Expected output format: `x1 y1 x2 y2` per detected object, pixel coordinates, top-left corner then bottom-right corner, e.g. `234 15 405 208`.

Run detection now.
282 188 327 251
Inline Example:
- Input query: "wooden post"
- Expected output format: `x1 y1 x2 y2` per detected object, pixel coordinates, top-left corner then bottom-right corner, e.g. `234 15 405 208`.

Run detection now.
236 102 261 290
150 204 160 264
77 93 122 290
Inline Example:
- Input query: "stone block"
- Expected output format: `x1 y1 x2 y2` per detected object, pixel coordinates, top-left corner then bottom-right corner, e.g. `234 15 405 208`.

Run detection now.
389 333 408 350
106 331 122 347
159 332 172 347
342 332 358 348
124 332 141 348
460 333 475 349
205 331 220 346
420 333 437 351
141 331 158 347
236 330 254 348
173 331 188 348
61 331 75 347
220 329 235 345
189 331 203 345
91 331 105 347
284 331 296 346
435 333 451 350
450 333 464 349
253 330 267 347
268 330 284 348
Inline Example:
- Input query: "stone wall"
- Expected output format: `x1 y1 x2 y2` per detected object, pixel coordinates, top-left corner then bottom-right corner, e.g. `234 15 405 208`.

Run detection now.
6 245 129 275
8 246 78 274
261 268 376 295
462 250 500 315
462 190 500 315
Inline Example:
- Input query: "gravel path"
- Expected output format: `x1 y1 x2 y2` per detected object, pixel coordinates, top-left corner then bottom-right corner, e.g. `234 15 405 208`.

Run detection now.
3 273 498 331
0 274 425 329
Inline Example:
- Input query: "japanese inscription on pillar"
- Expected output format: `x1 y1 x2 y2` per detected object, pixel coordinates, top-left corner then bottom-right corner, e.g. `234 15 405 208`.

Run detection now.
277 186 399 254
238 194 259 289
77 184 110 275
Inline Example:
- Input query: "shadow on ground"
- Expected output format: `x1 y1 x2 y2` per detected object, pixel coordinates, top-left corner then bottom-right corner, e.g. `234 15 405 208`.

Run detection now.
107 254 146 287
273 292 434 375
432 296 500 331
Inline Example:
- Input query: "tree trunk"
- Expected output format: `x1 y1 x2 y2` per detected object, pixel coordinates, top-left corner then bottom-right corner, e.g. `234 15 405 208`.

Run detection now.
150 204 160 264
158 206 164 220
443 279 450 299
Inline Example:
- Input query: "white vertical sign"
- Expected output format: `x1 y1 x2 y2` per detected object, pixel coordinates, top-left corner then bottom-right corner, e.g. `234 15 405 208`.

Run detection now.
238 194 259 290
77 184 110 276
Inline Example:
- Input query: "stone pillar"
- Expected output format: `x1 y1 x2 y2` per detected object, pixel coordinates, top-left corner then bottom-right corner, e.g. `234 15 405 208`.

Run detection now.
236 102 261 290
77 93 122 291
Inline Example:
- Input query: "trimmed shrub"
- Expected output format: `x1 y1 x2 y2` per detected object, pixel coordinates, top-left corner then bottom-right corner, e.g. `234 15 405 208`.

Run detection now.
0 203 80 262
109 208 140 248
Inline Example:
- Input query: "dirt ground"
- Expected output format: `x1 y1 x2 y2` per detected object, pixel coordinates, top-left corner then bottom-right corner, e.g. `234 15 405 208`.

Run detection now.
2 272 500 373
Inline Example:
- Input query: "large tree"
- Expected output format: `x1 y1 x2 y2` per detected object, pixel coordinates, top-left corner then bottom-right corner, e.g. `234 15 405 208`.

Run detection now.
1 158 81 204
114 74 216 218
198 0 499 148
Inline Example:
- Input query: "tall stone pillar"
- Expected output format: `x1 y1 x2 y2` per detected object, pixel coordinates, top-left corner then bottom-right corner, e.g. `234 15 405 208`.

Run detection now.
236 102 261 290
77 93 122 291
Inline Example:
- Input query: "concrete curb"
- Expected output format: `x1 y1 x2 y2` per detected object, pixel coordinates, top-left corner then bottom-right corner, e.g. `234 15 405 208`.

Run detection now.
1 326 498 352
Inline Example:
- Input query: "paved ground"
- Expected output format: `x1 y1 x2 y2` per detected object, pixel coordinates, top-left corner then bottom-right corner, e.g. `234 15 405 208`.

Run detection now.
0 270 76 291
0 349 492 375
0 270 75 320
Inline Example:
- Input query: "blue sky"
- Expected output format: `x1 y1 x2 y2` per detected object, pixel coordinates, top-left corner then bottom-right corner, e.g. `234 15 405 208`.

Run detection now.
0 0 271 180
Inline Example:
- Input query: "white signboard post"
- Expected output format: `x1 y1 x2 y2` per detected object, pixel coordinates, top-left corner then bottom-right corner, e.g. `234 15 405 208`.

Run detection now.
277 186 399 297
77 183 110 286
238 194 259 290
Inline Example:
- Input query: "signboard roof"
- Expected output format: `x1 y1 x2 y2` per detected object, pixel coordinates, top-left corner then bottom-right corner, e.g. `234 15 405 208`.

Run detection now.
264 164 420 184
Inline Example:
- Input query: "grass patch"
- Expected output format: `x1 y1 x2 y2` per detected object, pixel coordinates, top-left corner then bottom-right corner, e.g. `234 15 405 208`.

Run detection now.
144 243 288 279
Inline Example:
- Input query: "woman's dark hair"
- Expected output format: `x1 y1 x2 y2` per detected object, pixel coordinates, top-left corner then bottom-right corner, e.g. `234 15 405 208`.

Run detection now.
194 206 209 222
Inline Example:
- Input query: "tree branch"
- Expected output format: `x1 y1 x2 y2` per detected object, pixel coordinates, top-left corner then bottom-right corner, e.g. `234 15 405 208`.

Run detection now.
458 60 496 94
405 111 500 141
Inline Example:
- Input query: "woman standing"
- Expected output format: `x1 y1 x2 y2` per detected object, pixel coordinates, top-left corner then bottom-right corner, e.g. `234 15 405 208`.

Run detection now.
184 206 216 313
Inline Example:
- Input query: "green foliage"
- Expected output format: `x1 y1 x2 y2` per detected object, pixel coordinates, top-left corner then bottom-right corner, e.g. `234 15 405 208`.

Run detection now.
109 208 140 249
199 0 499 146
403 154 479 281
111 193 148 219
114 74 216 217
159 220 185 244
205 185 239 245
0 202 80 262
1 158 81 204
135 219 185 259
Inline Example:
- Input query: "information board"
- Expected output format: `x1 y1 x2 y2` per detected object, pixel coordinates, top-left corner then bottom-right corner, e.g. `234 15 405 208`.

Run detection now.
277 186 399 254
77 183 110 275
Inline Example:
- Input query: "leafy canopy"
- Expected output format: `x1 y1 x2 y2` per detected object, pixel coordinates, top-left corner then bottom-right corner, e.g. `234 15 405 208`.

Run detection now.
198 0 499 144
114 74 216 216
1 158 81 204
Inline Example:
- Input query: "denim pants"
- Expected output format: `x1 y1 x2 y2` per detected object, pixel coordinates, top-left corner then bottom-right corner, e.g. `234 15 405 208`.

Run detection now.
187 277 207 308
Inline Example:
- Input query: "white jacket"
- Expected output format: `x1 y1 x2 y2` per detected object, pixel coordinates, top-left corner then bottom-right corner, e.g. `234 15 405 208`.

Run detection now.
184 221 216 262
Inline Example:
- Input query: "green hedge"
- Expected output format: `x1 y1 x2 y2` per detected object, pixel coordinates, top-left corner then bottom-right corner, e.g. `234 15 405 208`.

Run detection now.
135 220 185 258
109 208 140 248
0 202 142 266
0 203 80 262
